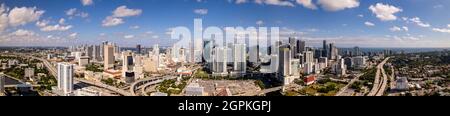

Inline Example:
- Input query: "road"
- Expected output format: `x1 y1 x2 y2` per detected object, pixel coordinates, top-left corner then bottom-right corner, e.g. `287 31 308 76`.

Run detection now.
367 57 390 96
130 76 177 96
242 86 283 96
335 73 364 96
389 66 395 90
23 54 132 96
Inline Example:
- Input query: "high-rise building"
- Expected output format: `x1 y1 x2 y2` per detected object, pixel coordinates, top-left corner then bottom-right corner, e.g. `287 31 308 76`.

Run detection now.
318 57 328 67
332 58 346 76
353 56 366 69
353 46 361 56
136 44 141 54
322 40 328 57
296 40 306 56
304 51 314 64
125 71 135 84
314 49 322 59
278 45 291 77
86 45 93 59
104 44 114 70
233 43 246 75
344 57 353 68
203 40 214 70
289 37 297 58
212 47 228 76
122 51 133 77
79 56 90 67
143 56 157 73
153 44 160 67
93 45 101 61
57 63 74 95
329 43 338 60
249 46 259 63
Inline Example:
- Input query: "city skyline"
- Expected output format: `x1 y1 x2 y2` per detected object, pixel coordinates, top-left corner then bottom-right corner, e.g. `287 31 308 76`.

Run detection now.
0 0 450 48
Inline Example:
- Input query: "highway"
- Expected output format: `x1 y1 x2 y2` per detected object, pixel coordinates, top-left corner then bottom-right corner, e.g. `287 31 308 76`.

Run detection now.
367 57 390 96
130 76 177 96
335 73 364 96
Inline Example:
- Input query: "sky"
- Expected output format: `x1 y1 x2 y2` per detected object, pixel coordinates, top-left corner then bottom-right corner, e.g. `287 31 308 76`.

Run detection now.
0 0 450 48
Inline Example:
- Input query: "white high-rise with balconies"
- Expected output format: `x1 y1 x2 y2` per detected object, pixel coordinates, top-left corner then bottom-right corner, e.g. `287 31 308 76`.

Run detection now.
57 63 74 96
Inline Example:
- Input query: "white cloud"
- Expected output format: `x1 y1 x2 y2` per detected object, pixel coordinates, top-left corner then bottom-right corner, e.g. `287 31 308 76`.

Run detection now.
59 18 65 24
8 6 45 26
130 25 140 29
369 3 402 21
65 8 89 18
102 16 124 27
10 29 35 36
317 0 359 11
152 35 159 39
99 33 106 36
66 8 77 16
112 6 142 18
81 0 93 6
255 0 295 7
194 9 208 15
40 24 73 32
433 5 443 9
0 4 9 32
296 0 317 10
0 4 45 32
448 24 450 28
102 6 141 27
256 20 264 25
69 32 78 39
235 0 247 4
402 26 408 31
389 26 402 32
364 21 375 26
358 14 364 17
409 17 430 27
36 20 49 27
432 28 450 34
124 35 135 39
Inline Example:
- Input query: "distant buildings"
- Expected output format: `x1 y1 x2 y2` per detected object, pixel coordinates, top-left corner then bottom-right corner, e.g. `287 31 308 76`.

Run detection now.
57 63 74 96
396 77 409 91
353 56 367 69
136 44 141 54
24 68 34 79
332 58 346 76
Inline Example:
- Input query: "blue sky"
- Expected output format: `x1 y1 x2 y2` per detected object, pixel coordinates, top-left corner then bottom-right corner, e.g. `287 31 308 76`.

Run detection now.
0 0 449 48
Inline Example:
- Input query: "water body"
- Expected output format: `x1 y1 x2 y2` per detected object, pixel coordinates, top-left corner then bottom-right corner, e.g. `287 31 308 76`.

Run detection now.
5 76 23 85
